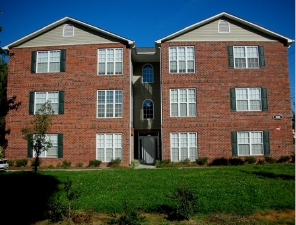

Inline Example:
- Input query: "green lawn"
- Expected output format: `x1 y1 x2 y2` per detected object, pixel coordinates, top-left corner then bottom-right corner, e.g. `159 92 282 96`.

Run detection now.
36 164 295 215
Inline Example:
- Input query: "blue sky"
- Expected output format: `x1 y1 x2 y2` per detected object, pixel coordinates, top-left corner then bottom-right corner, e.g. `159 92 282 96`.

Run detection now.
0 0 295 108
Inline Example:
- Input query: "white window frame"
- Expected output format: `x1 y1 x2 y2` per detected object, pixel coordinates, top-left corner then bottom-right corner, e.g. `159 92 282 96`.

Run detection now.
33 134 58 158
170 132 197 162
169 46 195 73
96 133 122 162
237 131 264 156
236 88 262 111
97 90 123 118
34 91 59 114
36 50 61 73
233 46 259 68
142 64 154 83
97 48 123 75
170 88 196 117
63 24 74 37
218 20 230 33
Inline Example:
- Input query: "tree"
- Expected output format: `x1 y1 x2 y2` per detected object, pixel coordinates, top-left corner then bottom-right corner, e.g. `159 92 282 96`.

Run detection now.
21 102 54 174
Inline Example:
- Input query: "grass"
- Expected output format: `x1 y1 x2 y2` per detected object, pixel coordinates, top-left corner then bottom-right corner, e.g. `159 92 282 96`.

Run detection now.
1 164 294 224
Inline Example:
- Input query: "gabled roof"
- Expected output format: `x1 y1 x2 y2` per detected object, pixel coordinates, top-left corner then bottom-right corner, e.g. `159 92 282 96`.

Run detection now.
155 12 294 46
3 16 135 49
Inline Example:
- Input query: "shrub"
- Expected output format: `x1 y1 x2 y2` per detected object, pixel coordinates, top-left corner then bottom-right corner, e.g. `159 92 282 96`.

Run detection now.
277 155 291 163
264 156 276 164
229 158 244 166
210 157 229 166
88 160 102 167
108 158 121 167
15 159 28 167
196 157 208 165
257 159 266 165
75 162 83 167
117 200 145 225
47 164 55 169
72 211 92 223
31 158 42 167
179 158 191 165
45 200 68 222
7 160 14 166
155 159 172 168
244 157 257 164
130 159 140 168
62 160 72 168
167 186 198 220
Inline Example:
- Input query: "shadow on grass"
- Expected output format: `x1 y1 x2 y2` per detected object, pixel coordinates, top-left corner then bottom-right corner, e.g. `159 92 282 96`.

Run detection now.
246 171 294 180
0 171 60 225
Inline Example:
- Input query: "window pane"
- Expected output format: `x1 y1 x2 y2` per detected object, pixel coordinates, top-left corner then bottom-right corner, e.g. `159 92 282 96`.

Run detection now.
171 148 179 162
252 144 263 155
189 147 197 161
180 103 187 116
238 144 250 155
170 61 177 73
171 103 178 116
237 100 248 110
180 148 188 160
97 148 104 161
106 148 113 161
106 104 113 117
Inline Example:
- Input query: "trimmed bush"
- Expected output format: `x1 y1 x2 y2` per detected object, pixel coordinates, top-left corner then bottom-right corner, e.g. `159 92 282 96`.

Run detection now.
196 157 208 165
180 158 191 165
277 155 291 163
15 159 28 167
264 156 276 164
244 157 257 164
155 159 173 168
108 158 121 167
89 160 102 167
130 159 140 168
31 158 42 167
210 157 229 166
7 160 14 166
229 158 244 166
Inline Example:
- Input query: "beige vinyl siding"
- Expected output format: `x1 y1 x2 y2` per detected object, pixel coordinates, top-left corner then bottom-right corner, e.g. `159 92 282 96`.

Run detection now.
18 23 120 48
132 62 161 130
169 18 278 42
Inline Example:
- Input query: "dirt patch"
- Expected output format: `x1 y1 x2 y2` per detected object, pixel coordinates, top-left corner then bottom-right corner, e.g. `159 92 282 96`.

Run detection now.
254 209 295 223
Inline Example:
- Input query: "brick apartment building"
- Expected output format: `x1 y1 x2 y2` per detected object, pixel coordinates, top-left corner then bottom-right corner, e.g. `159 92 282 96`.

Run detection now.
3 12 294 166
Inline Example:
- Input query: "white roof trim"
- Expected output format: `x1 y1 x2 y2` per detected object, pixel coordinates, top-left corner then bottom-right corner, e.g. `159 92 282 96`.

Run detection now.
3 16 135 49
155 12 294 46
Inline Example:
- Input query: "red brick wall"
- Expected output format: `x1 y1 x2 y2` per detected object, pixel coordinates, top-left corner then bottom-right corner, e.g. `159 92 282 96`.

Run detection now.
161 41 293 161
6 43 132 166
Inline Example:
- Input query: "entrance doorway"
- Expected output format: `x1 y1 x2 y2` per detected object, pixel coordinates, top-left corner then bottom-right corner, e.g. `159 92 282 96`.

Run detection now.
138 132 158 164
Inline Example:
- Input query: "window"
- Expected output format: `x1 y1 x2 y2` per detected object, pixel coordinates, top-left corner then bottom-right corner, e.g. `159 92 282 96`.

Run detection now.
31 50 66 73
96 134 122 162
142 64 153 83
98 48 123 75
218 20 230 33
170 89 196 117
29 91 64 115
143 99 153 119
171 132 197 161
230 88 268 111
63 24 74 37
27 134 63 158
227 46 265 68
232 131 270 156
97 90 122 118
169 46 194 73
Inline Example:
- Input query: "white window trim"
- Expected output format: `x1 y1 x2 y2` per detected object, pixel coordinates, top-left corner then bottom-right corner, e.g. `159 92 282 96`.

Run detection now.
63 24 74 37
237 131 264 156
235 88 262 111
97 48 123 75
96 133 122 162
218 20 230 33
142 64 154 83
170 132 197 162
142 99 154 120
97 90 123 118
169 46 195 74
33 134 58 158
233 46 259 68
34 91 59 114
170 88 196 117
36 50 61 73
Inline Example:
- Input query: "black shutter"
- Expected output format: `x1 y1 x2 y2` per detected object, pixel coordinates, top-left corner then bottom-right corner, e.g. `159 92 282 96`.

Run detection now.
27 134 33 158
58 134 63 158
60 49 66 72
258 46 265 68
230 88 236 111
29 92 35 115
58 91 64 114
263 131 270 155
31 51 36 73
261 88 268 111
231 132 238 156
227 46 234 68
